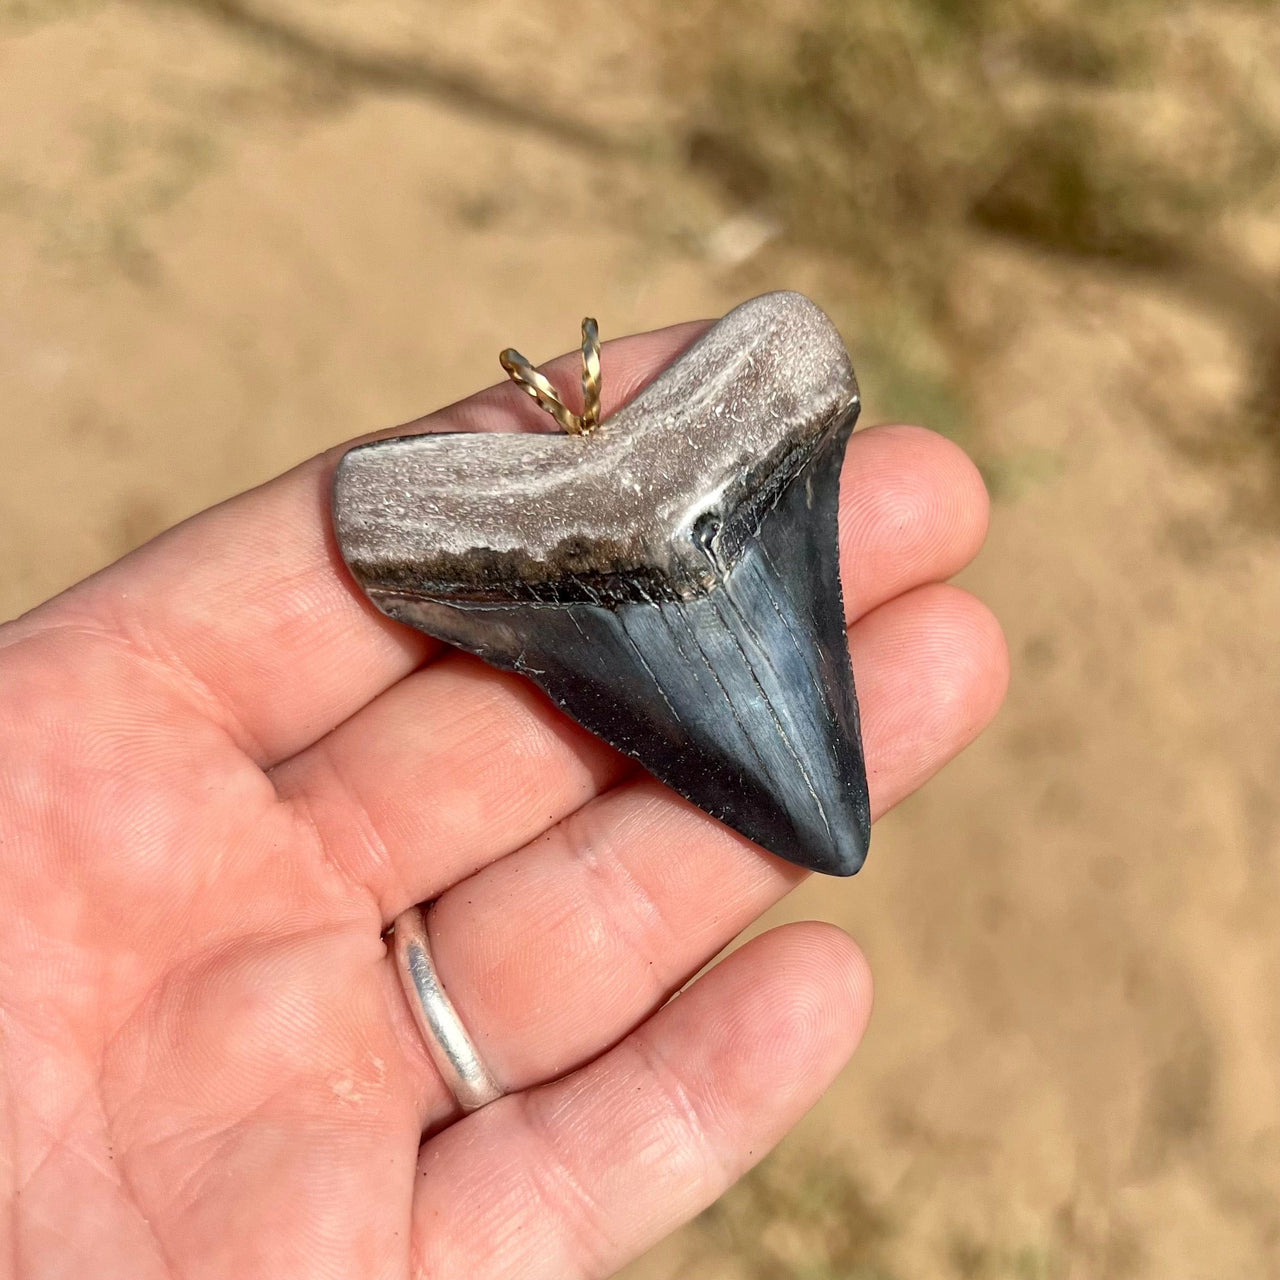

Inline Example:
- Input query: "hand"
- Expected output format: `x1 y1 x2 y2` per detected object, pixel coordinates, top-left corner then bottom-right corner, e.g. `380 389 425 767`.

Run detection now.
0 321 1007 1279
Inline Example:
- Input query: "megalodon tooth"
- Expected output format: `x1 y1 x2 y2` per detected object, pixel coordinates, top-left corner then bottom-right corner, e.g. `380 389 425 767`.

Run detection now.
332 290 870 876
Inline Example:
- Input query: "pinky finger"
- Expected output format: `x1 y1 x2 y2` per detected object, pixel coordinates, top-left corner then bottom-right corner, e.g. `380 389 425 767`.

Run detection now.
411 922 872 1280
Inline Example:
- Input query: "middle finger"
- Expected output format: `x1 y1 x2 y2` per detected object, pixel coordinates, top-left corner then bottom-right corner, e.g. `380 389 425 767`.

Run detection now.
273 424 988 917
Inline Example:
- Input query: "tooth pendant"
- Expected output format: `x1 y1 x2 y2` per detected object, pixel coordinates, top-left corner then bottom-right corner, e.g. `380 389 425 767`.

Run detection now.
332 291 870 876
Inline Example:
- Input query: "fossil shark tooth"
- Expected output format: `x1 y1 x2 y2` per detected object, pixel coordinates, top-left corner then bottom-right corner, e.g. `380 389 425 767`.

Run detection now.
332 290 870 876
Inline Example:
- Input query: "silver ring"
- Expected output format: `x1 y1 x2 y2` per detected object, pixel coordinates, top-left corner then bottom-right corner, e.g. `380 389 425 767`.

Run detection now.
392 904 505 1112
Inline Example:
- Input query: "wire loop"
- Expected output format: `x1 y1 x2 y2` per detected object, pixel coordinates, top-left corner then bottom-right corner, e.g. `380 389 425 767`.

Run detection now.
500 316 601 434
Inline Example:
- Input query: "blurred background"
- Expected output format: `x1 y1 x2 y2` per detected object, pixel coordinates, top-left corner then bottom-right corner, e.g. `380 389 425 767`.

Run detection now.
3 0 1280 1274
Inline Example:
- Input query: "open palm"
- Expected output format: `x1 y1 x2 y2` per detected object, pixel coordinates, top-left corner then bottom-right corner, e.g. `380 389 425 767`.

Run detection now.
0 321 1007 1280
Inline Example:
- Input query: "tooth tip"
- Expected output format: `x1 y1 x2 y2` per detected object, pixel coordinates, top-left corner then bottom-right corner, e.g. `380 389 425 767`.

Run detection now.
805 821 870 878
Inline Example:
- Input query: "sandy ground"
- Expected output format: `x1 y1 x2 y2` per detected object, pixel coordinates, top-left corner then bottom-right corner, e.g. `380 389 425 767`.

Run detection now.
3 4 1279 1276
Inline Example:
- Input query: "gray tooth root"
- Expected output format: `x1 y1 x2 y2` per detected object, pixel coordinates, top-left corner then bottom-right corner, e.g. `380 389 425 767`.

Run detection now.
333 290 870 876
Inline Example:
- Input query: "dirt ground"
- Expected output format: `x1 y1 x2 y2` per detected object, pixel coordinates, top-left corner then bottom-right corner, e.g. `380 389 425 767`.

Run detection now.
3 3 1279 1277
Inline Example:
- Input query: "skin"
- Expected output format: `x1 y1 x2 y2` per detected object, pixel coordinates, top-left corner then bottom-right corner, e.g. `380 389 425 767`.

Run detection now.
0 321 1008 1280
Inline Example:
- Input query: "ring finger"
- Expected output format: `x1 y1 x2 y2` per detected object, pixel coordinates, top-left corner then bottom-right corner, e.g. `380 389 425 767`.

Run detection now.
385 582 1008 1126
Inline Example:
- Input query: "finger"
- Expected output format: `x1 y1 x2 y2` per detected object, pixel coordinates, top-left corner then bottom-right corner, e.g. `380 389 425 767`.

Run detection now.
411 922 872 1280
14 323 708 767
838 423 989 619
384 584 1006 1123
274 426 990 914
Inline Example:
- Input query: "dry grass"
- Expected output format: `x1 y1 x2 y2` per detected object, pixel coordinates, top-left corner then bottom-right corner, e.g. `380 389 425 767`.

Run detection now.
650 0 1280 510
688 1152 897 1280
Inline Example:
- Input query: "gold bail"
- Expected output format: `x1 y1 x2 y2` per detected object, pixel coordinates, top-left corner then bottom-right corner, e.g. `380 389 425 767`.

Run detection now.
499 317 602 435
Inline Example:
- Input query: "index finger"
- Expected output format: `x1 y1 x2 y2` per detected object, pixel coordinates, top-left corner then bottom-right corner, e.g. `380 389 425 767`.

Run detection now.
13 323 708 767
